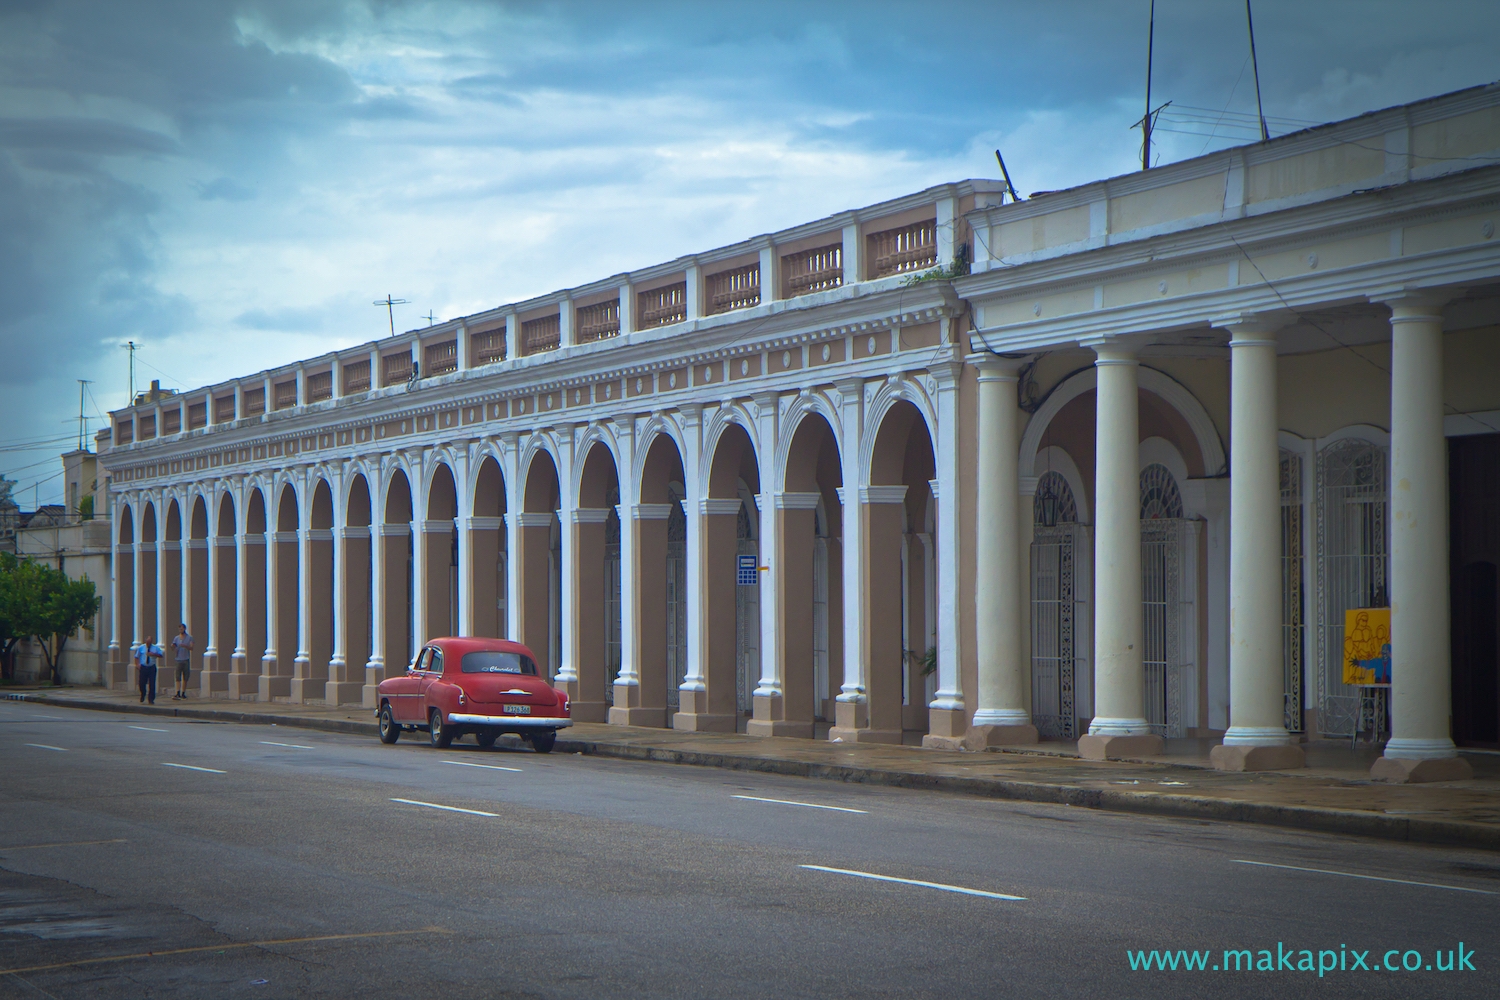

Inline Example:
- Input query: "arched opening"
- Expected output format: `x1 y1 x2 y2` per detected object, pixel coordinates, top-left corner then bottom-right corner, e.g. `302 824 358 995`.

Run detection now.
843 400 933 744
754 410 843 739
186 496 209 682
570 440 621 722
139 503 159 649
117 504 136 684
206 493 237 694
230 488 268 698
704 422 761 732
291 479 334 703
162 500 183 649
328 475 373 705
1031 468 1083 739
613 432 689 728
520 450 561 678
262 484 299 700
422 463 459 642
470 456 508 640
383 470 416 672
1139 461 1193 737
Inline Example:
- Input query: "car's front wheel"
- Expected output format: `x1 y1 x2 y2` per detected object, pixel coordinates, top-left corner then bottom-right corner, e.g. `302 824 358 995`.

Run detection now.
529 729 556 754
378 703 400 744
476 731 498 749
429 709 453 748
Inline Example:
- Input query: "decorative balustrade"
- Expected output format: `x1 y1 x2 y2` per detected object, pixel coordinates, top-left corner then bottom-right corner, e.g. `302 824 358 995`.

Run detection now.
782 243 843 297
243 386 265 416
470 328 506 365
342 359 372 394
382 352 414 386
638 282 687 328
424 340 458 377
868 220 938 278
274 380 298 409
163 408 181 435
522 314 561 355
576 300 621 342
188 401 207 429
706 264 760 314
214 395 237 423
306 371 334 402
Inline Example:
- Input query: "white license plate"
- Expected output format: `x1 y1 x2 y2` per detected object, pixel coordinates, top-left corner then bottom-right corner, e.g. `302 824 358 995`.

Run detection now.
501 704 531 715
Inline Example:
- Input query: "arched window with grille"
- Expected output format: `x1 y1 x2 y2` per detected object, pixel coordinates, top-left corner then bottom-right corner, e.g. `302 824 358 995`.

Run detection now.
1031 471 1080 738
1139 463 1189 737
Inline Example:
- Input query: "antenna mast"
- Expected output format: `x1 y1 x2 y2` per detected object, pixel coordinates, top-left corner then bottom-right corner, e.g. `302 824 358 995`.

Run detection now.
77 379 92 451
1142 0 1156 170
374 295 410 338
124 341 136 404
1246 0 1270 142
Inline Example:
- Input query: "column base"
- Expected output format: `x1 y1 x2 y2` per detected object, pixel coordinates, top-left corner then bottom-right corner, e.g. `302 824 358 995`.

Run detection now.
362 664 387 709
1210 743 1305 772
747 719 814 739
289 678 323 704
259 674 291 702
608 706 667 728
226 671 259 699
926 707 967 741
1370 755 1473 783
673 711 736 733
323 681 364 706
828 726 903 744
1077 733 1165 760
108 646 129 687
568 700 608 723
962 724 1039 750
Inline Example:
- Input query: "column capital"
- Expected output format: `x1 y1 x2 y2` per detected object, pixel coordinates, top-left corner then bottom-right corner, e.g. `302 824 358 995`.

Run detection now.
927 360 964 390
698 497 741 517
771 491 821 510
626 502 673 520
419 519 453 534
1211 310 1292 343
859 485 907 505
513 511 554 528
570 507 612 524
302 528 334 542
337 526 367 541
463 516 504 531
1083 337 1141 365
1369 285 1462 318
271 531 300 544
372 523 408 538
966 352 1029 381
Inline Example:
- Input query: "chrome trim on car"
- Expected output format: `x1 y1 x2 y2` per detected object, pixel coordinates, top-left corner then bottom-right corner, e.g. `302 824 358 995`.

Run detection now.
449 714 572 729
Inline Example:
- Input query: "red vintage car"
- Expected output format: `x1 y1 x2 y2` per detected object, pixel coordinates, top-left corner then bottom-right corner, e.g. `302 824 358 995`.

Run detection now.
375 637 571 752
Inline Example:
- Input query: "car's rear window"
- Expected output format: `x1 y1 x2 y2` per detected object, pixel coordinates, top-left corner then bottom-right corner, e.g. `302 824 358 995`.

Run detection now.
460 651 539 675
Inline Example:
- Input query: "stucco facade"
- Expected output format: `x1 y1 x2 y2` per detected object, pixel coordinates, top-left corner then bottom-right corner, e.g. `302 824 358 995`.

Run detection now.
100 84 1500 779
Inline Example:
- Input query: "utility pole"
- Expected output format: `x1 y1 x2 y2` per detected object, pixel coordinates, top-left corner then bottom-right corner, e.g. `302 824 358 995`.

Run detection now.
77 379 92 452
374 295 410 337
124 341 136 405
1246 0 1270 141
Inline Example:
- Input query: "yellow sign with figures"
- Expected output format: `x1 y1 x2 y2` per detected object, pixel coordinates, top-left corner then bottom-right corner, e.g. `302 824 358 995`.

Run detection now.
1343 608 1392 685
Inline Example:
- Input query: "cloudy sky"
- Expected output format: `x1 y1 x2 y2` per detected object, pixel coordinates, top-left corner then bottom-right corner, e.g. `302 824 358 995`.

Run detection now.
2 0 1497 506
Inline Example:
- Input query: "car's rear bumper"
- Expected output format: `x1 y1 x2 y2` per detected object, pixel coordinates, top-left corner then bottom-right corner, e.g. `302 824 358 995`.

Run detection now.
449 714 572 729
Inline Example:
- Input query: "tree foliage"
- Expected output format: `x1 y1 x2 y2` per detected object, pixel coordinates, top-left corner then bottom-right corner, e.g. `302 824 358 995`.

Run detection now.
0 554 101 683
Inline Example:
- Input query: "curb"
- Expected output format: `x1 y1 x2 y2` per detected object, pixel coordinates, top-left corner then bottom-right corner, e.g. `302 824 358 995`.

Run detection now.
21 693 1499 853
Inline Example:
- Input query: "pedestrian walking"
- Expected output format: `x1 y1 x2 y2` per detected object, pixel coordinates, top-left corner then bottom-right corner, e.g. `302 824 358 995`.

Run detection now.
134 636 164 705
170 623 194 699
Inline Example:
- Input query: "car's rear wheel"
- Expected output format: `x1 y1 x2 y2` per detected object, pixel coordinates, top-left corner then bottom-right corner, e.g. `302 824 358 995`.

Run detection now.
476 731 498 749
429 709 453 748
529 730 556 754
378 703 400 744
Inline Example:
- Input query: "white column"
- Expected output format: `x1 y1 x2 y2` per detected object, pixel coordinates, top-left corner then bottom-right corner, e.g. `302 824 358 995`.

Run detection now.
155 520 169 647
685 262 703 320
133 526 147 646
966 354 1036 744
1079 340 1161 758
502 437 525 639
203 521 219 665
263 526 280 672
457 321 471 371
614 416 641 692
753 393 780 701
504 314 519 363
758 244 780 303
678 406 706 697
841 218 863 283
835 378 867 716
1373 291 1471 782
327 520 348 676
232 513 249 669
1212 318 1303 771
367 524 387 672
293 517 312 676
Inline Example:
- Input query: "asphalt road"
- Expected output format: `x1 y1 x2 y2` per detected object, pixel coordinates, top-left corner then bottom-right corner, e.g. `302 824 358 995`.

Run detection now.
0 701 1496 999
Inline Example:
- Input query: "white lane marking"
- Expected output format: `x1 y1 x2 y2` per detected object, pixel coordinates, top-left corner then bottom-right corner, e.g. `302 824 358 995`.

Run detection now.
800 865 1026 900
391 797 498 817
443 760 523 773
129 725 169 733
260 741 314 750
161 762 227 774
732 794 867 814
24 743 68 752
29 714 60 719
1232 859 1497 895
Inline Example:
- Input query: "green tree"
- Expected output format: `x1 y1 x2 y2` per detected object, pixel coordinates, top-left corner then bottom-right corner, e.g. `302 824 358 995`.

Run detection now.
0 554 47 681
34 570 101 685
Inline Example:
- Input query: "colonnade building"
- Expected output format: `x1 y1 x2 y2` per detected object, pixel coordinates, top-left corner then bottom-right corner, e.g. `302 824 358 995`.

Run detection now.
102 84 1500 780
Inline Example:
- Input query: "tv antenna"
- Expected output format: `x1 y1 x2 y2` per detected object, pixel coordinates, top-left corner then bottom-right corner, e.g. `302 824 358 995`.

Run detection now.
1246 0 1270 141
993 149 1022 203
423 310 437 327
77 380 93 451
1139 0 1157 170
373 295 409 337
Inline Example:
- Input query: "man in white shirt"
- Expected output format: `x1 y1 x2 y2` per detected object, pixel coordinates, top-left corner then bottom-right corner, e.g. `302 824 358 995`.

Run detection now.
134 636 163 705
170 624 194 699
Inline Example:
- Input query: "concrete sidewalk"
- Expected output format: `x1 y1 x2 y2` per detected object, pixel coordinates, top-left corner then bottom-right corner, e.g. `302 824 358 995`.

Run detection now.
9 686 1500 852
